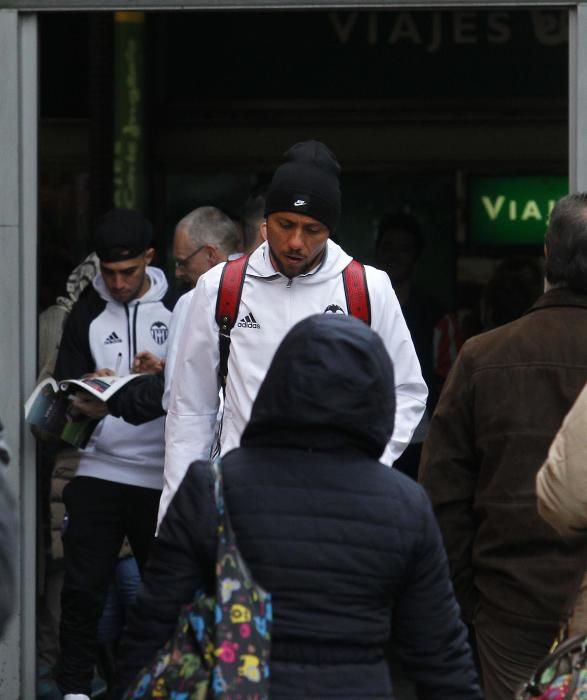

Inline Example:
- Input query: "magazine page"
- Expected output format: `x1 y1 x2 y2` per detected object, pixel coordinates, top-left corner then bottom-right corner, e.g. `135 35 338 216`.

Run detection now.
59 373 145 402
24 378 98 448
24 377 59 418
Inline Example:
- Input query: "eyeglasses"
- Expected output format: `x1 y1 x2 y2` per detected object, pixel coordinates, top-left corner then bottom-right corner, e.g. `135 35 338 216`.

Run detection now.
174 245 206 269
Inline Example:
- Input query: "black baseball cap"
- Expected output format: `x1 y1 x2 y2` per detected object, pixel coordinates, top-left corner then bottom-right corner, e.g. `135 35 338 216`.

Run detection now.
94 209 153 263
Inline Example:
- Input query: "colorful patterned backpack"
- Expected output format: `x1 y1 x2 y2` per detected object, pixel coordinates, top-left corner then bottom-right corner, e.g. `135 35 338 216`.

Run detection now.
123 460 272 699
516 634 587 700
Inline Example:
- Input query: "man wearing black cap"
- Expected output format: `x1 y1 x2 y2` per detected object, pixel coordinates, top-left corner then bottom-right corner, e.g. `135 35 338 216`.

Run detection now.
160 141 428 524
53 209 174 700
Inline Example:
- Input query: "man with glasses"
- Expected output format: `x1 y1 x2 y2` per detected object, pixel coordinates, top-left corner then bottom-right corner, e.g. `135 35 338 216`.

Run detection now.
162 207 242 405
172 206 241 291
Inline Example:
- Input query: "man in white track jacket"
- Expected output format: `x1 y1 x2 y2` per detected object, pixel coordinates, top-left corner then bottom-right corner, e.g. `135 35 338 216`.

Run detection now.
54 210 174 700
161 141 428 525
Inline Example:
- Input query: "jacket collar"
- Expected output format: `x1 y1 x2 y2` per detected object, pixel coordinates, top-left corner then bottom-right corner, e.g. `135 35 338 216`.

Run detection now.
247 239 352 283
525 287 587 315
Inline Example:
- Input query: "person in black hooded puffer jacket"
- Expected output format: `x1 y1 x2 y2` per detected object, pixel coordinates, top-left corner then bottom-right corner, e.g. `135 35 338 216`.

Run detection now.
113 314 483 700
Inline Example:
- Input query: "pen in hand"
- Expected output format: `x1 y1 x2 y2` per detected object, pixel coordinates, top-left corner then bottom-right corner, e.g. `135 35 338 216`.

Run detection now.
114 352 123 377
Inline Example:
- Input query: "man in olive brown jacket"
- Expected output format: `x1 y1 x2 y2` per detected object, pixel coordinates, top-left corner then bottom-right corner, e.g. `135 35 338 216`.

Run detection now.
419 192 587 700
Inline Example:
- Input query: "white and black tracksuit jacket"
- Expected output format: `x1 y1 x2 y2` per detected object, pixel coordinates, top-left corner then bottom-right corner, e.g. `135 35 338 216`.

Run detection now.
54 267 174 491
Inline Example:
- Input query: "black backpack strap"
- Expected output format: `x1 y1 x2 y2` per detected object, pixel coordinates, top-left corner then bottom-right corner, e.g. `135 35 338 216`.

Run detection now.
342 259 371 325
215 255 249 394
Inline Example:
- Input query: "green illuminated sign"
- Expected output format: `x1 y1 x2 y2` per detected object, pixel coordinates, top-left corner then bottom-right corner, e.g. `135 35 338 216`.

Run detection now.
469 176 568 246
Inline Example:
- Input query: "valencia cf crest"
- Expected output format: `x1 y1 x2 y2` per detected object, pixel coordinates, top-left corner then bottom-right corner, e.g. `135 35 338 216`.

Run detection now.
324 304 345 315
150 321 169 345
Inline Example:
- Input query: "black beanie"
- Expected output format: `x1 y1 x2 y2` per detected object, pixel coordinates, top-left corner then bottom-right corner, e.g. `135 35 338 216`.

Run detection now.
264 141 341 232
94 209 153 263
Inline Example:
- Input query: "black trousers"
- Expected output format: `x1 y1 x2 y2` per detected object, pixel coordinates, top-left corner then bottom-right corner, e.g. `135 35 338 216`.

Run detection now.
56 476 161 695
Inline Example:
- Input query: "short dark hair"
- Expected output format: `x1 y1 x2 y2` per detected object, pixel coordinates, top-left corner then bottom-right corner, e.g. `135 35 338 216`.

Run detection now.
545 192 587 295
376 212 424 258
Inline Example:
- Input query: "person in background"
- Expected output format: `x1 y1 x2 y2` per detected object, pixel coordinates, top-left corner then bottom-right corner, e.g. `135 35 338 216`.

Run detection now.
419 192 587 699
35 253 100 700
37 254 100 384
172 206 241 293
375 211 459 479
479 256 543 331
113 314 482 700
161 206 242 409
456 257 543 344
240 191 266 254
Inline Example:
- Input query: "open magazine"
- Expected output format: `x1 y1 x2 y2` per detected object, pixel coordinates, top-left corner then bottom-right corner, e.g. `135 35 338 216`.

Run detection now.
25 374 144 448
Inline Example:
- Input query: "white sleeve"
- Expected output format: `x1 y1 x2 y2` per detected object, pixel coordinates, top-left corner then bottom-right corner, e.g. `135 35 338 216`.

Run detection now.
368 268 428 466
158 278 220 527
162 291 193 412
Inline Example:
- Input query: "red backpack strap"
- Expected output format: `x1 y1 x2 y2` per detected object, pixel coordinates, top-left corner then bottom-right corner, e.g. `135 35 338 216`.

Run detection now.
215 255 249 393
342 259 371 325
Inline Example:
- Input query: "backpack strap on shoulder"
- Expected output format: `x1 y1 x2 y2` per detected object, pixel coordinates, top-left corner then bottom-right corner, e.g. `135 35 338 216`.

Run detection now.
342 259 371 326
215 255 249 393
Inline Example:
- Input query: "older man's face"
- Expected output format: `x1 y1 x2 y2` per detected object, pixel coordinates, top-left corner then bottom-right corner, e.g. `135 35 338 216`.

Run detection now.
172 225 210 288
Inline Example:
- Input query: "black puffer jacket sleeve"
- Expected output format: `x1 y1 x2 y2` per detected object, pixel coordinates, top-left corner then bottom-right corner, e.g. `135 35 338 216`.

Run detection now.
107 373 166 425
112 461 217 698
392 486 483 700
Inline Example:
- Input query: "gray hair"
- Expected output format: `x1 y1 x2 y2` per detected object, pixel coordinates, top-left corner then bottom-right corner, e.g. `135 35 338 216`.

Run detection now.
545 192 587 295
177 206 241 256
